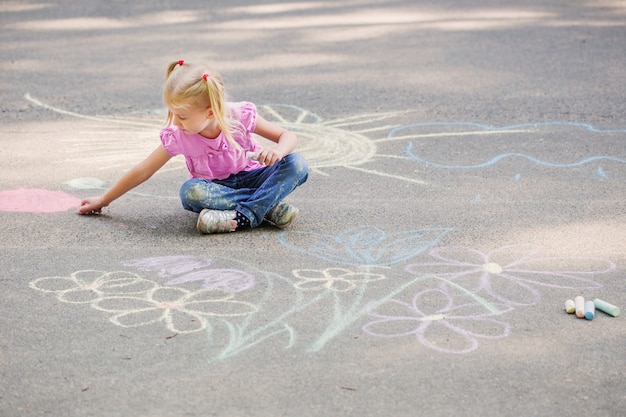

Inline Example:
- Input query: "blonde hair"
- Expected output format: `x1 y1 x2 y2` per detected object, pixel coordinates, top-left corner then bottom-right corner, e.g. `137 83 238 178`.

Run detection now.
163 60 242 151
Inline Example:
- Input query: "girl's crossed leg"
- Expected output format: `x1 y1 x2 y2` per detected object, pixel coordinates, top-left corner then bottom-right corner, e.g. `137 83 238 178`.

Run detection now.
179 153 308 232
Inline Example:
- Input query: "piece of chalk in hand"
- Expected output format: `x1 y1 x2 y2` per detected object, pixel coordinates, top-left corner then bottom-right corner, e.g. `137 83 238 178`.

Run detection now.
246 151 260 161
594 299 620 317
584 300 595 320
565 299 576 314
574 296 585 318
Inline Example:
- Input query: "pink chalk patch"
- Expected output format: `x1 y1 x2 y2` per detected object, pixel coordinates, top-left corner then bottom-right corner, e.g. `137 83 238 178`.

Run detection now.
0 188 82 213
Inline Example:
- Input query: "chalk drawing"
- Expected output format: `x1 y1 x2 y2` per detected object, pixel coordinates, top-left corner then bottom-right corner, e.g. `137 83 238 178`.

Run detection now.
30 269 258 334
163 270 256 293
29 270 156 303
363 287 512 354
29 236 615 357
64 177 107 190
258 104 428 184
292 268 385 292
0 188 82 213
64 177 178 200
406 143 626 170
26 95 421 183
362 244 612 354
121 256 255 293
24 93 184 174
92 286 257 334
396 122 626 179
122 255 215 277
26 94 625 183
404 244 611 306
278 225 453 267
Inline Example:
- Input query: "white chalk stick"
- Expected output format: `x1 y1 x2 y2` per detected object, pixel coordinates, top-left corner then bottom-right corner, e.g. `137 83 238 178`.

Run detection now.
245 151 260 161
564 299 576 314
574 296 585 318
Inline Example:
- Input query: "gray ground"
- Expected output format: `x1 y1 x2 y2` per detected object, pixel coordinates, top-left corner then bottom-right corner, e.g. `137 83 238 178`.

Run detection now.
1 1 625 416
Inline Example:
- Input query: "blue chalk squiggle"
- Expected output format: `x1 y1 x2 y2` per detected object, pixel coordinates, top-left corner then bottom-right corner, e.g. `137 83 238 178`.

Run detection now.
389 121 626 136
405 142 626 169
397 121 626 170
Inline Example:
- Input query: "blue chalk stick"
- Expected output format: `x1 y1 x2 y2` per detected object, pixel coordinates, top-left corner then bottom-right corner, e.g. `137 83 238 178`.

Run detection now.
584 300 595 320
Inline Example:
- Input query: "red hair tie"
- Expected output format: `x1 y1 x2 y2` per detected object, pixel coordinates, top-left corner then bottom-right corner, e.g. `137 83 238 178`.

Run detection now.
178 59 184 66
203 73 210 81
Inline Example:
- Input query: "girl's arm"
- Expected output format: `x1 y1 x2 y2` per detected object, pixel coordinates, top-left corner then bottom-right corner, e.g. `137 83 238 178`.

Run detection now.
78 146 172 214
253 115 298 166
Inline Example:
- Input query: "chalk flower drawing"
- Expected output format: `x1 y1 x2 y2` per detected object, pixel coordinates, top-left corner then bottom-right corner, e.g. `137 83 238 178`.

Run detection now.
29 268 258 334
29 270 156 304
279 226 452 267
404 244 612 306
292 268 385 292
92 286 257 334
29 243 617 357
363 288 511 354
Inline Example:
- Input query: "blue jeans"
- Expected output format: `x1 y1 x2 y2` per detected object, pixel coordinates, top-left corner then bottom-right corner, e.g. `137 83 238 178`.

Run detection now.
179 153 309 227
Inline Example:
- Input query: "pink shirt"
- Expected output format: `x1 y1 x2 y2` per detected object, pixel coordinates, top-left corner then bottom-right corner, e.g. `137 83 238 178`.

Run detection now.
160 101 263 180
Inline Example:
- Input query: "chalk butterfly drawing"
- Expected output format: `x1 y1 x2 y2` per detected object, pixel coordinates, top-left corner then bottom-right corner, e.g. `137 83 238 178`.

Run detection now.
278 225 452 267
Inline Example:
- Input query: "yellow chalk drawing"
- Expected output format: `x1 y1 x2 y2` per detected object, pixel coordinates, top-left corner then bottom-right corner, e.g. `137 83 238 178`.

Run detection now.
30 270 258 334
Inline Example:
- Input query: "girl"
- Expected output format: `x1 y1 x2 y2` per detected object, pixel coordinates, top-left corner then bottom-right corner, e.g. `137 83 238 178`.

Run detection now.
78 60 309 234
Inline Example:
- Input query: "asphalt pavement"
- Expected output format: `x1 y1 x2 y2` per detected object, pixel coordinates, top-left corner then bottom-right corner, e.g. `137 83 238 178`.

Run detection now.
1 1 625 416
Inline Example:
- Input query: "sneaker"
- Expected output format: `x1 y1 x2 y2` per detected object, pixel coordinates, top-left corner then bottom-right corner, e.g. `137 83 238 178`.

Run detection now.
197 209 237 234
264 202 299 229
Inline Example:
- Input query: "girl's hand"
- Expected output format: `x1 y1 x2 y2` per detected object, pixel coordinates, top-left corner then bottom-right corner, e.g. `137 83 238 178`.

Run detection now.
78 197 106 215
257 148 284 166
253 115 297 165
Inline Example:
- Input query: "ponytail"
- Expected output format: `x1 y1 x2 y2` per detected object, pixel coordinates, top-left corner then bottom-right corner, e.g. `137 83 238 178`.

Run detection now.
164 59 187 127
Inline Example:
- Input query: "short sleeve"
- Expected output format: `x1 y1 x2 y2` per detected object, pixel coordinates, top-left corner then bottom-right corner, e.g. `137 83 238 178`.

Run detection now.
160 127 181 157
235 102 258 135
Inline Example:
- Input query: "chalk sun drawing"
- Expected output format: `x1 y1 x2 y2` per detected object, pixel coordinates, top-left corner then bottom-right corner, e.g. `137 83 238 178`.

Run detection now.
257 104 427 184
26 95 426 184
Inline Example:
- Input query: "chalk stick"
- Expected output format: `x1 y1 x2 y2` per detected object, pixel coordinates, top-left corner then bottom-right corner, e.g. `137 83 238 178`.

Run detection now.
594 299 620 317
245 151 260 161
574 296 585 318
564 299 576 314
584 300 595 320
